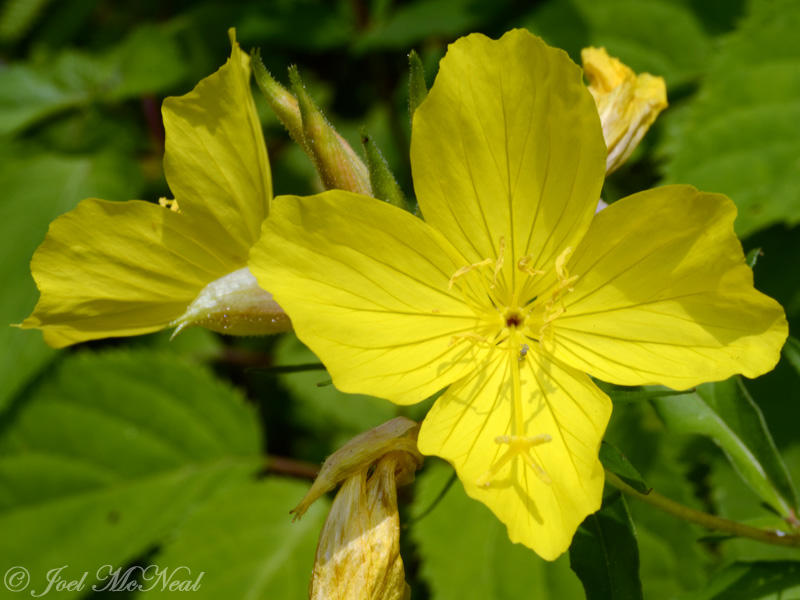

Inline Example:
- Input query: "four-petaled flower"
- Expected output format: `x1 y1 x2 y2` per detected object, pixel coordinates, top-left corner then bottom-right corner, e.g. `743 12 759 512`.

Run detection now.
250 30 787 558
20 30 288 347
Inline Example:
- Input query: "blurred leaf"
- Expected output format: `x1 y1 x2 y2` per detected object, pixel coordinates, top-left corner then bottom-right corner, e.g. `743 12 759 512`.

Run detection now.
141 478 326 599
570 491 643 600
0 147 143 413
0 350 262 596
355 0 487 52
600 442 649 494
411 460 585 600
0 0 53 43
273 334 395 447
0 24 187 136
597 381 691 404
687 561 800 600
662 0 800 236
653 377 798 519
524 0 711 86
784 336 800 375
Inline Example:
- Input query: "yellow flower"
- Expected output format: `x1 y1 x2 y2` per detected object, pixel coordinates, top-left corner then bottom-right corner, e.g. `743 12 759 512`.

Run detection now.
582 46 668 174
20 30 289 347
249 30 787 559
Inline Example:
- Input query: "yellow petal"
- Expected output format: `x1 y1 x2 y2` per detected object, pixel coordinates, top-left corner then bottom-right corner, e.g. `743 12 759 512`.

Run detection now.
582 47 668 174
162 29 271 264
249 191 490 405
411 29 605 302
549 185 787 388
20 199 229 346
417 349 611 560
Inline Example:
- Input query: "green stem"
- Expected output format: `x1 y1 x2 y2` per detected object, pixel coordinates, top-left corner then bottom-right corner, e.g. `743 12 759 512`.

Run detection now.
605 470 800 548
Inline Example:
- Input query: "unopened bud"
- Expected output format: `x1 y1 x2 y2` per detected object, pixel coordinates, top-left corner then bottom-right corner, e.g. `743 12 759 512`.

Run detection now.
288 66 372 196
293 417 422 600
251 51 305 148
170 266 291 337
582 47 667 174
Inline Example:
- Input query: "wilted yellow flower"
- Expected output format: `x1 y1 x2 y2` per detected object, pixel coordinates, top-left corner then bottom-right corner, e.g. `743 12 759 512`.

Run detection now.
294 418 422 600
19 31 289 347
251 30 786 559
582 46 668 174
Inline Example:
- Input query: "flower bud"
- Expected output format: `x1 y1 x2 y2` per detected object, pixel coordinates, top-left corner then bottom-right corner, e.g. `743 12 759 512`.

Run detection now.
170 266 291 337
292 417 422 600
288 66 372 196
582 47 667 174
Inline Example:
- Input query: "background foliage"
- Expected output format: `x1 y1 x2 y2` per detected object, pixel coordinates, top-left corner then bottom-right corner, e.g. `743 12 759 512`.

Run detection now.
1 0 798 598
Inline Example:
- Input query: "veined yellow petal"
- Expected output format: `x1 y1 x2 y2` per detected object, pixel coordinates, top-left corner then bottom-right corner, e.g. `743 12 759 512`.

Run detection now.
411 29 605 303
418 349 611 559
162 29 271 264
549 185 788 388
20 199 229 347
249 191 491 405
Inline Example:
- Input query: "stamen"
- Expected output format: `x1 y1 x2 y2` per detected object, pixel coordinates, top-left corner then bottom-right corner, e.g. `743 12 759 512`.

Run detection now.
476 433 552 488
517 255 545 278
492 237 506 287
448 258 494 290
158 197 180 212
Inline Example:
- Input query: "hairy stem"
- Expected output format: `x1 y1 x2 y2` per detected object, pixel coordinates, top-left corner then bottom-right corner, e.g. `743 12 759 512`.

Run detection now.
605 470 800 548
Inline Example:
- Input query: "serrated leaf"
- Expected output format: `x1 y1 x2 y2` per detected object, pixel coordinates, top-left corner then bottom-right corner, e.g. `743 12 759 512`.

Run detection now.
687 560 800 600
653 377 798 519
410 461 584 599
662 0 800 236
570 491 644 600
0 350 262 597
524 0 711 86
600 442 649 494
0 148 144 413
139 478 327 599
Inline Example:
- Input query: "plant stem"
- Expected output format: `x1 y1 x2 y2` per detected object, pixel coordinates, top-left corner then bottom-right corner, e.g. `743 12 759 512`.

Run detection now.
605 470 800 548
266 455 320 480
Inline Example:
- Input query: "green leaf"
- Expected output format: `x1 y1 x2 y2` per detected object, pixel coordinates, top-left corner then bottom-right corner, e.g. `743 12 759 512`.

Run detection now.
597 381 691 404
600 442 649 494
688 560 800 600
570 491 644 600
140 478 327 599
0 24 187 136
0 147 143 413
410 460 584 600
524 0 711 86
652 377 798 519
0 350 262 596
272 334 395 448
784 336 800 375
662 0 800 236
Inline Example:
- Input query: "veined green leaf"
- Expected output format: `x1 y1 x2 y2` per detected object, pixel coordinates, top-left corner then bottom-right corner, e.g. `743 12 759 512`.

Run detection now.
410 461 584 600
600 442 649 494
570 491 644 600
140 478 327 599
0 350 262 597
662 0 800 236
653 377 798 519
687 560 800 600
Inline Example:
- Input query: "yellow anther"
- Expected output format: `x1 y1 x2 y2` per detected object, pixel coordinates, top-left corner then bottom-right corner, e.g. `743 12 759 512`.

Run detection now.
448 258 494 290
517 255 545 278
158 197 180 212
476 433 552 488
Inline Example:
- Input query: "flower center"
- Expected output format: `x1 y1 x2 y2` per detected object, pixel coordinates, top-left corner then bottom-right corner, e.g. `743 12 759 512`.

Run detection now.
504 309 524 329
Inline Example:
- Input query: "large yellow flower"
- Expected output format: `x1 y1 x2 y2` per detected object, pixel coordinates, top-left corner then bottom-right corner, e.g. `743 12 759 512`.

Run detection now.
249 30 787 559
20 31 287 347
